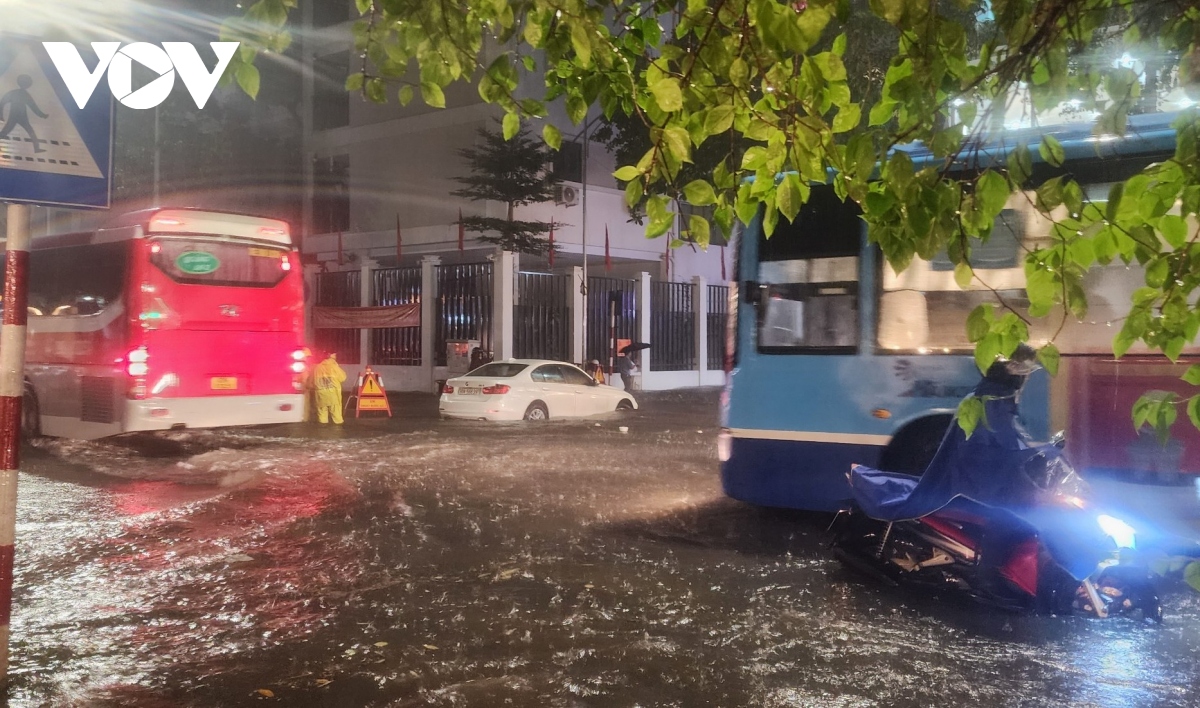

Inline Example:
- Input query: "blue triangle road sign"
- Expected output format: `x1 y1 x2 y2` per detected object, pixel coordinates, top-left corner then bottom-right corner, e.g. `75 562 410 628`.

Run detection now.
0 38 112 210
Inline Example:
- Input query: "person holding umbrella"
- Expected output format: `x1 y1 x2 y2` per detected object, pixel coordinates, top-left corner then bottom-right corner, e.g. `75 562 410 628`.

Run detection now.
616 342 649 392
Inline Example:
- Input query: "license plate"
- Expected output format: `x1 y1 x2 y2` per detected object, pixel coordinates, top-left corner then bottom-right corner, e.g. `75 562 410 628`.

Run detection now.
211 377 238 390
459 387 480 396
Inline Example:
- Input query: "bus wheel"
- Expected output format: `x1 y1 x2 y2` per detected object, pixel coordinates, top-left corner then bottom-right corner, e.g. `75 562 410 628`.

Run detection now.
21 389 41 439
878 414 952 477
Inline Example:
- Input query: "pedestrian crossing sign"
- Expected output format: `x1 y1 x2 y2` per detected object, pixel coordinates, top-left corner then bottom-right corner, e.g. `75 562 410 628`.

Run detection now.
0 38 112 209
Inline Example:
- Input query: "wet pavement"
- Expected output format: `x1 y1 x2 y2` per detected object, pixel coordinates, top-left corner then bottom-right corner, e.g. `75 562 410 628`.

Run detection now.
6 389 1200 707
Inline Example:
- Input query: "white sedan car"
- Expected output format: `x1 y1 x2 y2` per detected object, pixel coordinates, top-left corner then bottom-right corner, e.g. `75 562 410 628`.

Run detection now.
439 359 638 421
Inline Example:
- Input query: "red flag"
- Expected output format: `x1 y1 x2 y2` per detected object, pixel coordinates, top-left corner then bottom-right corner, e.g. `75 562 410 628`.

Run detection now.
548 221 555 267
720 245 727 281
396 214 403 262
457 209 465 252
604 225 611 272
337 230 344 266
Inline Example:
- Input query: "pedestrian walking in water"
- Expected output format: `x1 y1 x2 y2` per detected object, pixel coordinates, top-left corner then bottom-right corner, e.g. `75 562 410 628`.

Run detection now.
312 351 347 424
615 352 637 393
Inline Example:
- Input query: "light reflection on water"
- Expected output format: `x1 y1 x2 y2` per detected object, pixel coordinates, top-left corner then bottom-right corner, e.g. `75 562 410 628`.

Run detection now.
2 415 1199 707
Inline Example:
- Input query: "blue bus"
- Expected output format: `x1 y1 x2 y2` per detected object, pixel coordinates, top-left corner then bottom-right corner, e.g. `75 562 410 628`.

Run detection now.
719 111 1195 512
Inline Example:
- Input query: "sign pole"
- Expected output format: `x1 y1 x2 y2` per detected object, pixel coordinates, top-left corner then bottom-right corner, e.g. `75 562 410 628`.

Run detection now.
0 202 30 685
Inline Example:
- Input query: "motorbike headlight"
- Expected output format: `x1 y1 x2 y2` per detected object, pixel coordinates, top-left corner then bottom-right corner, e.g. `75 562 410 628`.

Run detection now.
1097 514 1136 550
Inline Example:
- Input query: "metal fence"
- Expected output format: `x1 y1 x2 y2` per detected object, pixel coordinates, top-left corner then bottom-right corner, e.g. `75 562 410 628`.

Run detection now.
435 262 493 366
586 276 639 366
371 267 421 366
650 281 696 371
514 272 571 361
314 270 361 364
707 284 729 370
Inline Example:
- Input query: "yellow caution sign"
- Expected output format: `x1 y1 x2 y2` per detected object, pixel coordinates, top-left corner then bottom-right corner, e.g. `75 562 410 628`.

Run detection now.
354 368 392 418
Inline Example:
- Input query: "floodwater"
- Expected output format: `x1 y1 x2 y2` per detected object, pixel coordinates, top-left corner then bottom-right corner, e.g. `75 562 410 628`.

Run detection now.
5 390 1200 707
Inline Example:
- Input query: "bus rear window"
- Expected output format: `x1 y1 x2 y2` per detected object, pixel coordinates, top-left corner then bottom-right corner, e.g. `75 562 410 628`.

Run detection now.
150 238 289 288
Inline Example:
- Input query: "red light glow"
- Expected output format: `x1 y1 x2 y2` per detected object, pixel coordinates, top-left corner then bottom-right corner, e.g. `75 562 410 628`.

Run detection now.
150 243 161 254
442 384 454 394
482 384 510 395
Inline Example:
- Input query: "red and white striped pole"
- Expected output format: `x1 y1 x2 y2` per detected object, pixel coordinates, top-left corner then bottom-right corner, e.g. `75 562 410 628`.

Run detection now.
0 203 30 684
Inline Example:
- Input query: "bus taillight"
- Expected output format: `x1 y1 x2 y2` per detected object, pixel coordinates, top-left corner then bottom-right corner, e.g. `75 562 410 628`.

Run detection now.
127 346 149 377
281 255 292 272
291 349 307 390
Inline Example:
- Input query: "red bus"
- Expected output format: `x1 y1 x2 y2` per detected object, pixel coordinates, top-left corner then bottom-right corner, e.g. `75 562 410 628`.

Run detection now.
14 208 307 439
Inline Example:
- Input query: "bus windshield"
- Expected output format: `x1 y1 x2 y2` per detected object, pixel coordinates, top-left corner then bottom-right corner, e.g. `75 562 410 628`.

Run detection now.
149 237 290 289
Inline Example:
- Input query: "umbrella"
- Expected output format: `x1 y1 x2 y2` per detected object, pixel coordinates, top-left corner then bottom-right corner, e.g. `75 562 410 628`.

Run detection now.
620 342 651 355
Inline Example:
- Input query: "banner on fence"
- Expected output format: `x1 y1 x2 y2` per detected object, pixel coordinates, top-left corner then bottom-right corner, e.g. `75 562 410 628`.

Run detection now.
313 304 419 329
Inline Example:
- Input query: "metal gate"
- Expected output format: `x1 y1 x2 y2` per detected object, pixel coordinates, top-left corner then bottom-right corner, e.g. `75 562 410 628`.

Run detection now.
371 267 421 365
435 262 493 366
314 270 360 364
514 272 571 361
585 276 639 365
650 281 695 371
707 284 728 370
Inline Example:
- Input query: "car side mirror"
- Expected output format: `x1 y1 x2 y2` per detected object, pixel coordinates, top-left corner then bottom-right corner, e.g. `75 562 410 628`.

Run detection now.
1050 430 1066 449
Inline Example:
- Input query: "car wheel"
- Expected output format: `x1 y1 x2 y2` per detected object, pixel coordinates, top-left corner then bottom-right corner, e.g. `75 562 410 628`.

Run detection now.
616 399 634 412
21 387 40 439
523 401 549 421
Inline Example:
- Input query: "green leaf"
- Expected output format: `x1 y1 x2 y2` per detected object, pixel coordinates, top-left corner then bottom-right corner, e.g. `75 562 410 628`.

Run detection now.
776 174 804 223
345 72 365 92
966 304 991 342
1185 366 1200 386
976 170 1010 219
420 82 445 108
543 124 562 151
570 22 592 66
1185 562 1200 592
1145 257 1170 288
832 104 861 133
832 33 847 56
398 85 414 106
683 180 717 206
1006 143 1033 186
502 112 520 141
613 166 641 182
688 214 711 247
1039 134 1065 167
974 334 1001 374
649 77 684 112
1187 395 1200 432
704 105 734 135
661 126 691 163
1159 214 1188 248
236 62 260 99
1037 342 1060 376
953 261 973 289
956 395 985 439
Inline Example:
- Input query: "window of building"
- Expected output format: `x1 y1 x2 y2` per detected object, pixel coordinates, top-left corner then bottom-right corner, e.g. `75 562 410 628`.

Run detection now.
311 0 351 27
313 154 351 234
552 141 583 183
312 52 350 131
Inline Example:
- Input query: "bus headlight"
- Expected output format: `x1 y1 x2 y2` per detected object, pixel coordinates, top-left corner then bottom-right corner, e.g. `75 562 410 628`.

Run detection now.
718 428 732 462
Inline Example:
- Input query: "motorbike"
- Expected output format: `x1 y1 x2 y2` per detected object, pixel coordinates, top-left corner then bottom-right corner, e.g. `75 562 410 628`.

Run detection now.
830 347 1163 621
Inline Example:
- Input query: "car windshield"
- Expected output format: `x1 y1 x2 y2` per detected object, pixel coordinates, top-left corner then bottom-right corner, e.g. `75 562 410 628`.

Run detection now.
466 363 528 378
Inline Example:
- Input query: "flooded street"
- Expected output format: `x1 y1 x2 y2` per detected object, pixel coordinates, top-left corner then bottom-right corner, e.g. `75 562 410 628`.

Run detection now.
6 390 1200 707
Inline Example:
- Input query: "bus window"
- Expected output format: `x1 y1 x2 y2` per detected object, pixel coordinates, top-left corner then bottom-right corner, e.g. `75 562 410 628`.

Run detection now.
28 243 128 317
150 238 289 288
756 185 861 352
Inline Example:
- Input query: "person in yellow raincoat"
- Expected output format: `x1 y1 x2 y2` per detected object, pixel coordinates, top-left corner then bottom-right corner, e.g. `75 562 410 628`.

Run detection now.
312 351 347 424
